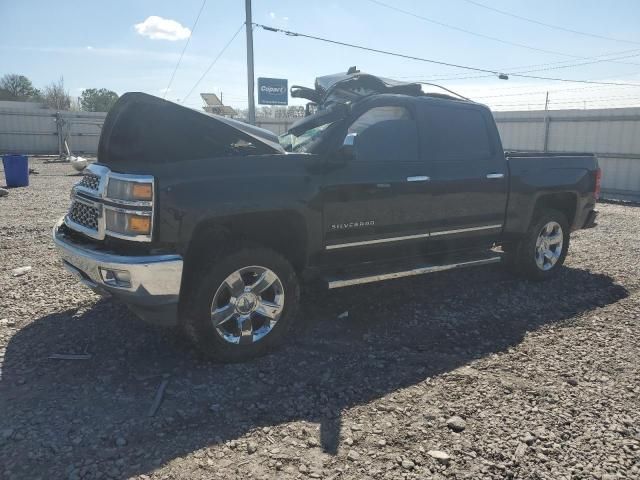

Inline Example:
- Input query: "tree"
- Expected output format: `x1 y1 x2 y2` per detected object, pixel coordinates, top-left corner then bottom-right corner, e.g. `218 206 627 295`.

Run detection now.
79 88 119 112
0 74 40 101
43 77 71 110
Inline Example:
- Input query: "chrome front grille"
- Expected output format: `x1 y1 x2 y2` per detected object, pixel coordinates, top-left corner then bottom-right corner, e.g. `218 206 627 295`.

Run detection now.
68 200 99 231
65 163 154 242
79 172 100 190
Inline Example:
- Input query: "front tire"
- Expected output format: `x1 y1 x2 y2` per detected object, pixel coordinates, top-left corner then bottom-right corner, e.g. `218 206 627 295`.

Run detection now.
183 246 300 362
506 208 570 281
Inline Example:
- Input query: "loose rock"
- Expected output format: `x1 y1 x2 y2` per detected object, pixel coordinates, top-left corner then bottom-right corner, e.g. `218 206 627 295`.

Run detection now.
427 450 451 464
11 266 31 277
446 416 466 432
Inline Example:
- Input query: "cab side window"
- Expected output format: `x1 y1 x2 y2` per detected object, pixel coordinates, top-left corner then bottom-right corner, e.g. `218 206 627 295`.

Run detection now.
348 106 411 134
347 105 418 163
423 105 492 162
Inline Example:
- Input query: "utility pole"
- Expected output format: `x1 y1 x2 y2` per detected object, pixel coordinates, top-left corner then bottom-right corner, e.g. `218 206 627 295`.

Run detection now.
245 0 256 124
544 91 549 111
543 91 550 153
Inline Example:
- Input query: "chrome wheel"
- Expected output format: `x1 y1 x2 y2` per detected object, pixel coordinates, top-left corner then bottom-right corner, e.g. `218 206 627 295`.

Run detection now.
210 266 285 345
535 221 563 271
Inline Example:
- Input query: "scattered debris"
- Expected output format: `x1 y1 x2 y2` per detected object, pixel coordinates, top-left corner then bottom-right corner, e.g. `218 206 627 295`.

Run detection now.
0 188 8 197
514 443 527 459
70 156 88 172
446 416 467 432
427 450 451 464
522 432 536 446
147 379 169 417
337 311 349 320
28 168 39 175
11 266 32 277
401 459 415 469
48 353 92 361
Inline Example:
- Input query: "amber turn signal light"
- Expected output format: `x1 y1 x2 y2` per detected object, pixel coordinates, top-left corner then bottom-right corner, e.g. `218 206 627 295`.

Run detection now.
132 183 153 200
128 215 151 234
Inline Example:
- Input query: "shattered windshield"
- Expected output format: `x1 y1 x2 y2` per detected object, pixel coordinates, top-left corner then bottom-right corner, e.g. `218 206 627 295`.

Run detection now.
279 122 334 153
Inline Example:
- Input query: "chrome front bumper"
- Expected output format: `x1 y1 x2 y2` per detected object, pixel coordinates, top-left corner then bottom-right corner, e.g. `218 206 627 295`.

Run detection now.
53 218 183 326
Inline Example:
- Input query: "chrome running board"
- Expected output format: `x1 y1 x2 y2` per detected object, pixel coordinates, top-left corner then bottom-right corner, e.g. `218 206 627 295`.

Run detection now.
327 255 502 289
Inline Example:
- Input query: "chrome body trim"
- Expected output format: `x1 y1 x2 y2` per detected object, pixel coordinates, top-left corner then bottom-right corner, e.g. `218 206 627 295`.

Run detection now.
407 176 430 182
65 163 155 243
53 218 182 301
430 224 503 237
326 224 503 250
326 231 431 250
486 173 505 179
328 256 502 289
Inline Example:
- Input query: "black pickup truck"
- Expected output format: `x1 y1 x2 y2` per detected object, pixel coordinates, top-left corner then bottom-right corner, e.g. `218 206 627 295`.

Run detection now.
53 70 600 362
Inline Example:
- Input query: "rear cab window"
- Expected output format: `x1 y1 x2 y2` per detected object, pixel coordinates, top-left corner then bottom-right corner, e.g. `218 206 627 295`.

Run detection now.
418 100 495 165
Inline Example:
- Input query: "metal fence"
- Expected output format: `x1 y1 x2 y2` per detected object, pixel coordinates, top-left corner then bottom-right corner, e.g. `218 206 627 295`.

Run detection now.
494 107 640 202
1 102 639 201
0 102 105 156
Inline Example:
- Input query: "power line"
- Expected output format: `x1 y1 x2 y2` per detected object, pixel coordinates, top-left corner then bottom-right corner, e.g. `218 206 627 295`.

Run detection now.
255 23 640 88
164 0 208 99
254 24 504 76
396 48 640 82
365 0 640 68
364 0 577 59
462 0 640 46
182 23 245 103
413 50 640 82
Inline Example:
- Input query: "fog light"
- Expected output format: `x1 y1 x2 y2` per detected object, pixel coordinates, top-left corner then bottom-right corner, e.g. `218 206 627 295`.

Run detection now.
99 268 132 288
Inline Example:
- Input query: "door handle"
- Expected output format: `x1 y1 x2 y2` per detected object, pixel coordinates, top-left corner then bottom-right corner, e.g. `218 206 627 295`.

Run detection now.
486 173 505 179
407 176 430 182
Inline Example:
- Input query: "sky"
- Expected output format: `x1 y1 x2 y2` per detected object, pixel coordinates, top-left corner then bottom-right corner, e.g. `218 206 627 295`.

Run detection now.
3 0 640 111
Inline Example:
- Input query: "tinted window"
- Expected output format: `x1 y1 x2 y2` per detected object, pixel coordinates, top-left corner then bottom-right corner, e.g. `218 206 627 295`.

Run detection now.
349 106 410 135
426 105 492 161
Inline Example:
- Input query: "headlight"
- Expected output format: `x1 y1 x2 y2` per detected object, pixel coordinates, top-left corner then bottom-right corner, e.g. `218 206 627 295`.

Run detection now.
107 178 153 202
103 173 154 240
105 209 152 237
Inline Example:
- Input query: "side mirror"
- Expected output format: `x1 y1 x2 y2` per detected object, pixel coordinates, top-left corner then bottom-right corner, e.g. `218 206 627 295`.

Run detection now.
339 132 357 160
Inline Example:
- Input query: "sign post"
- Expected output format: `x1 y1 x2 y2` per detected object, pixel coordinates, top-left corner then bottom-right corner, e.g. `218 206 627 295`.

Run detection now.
257 78 288 105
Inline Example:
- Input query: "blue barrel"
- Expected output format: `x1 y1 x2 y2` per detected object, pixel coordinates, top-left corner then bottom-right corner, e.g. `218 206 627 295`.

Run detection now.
2 154 29 188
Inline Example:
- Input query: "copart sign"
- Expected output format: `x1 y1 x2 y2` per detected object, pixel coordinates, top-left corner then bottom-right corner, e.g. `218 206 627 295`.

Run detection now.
258 77 288 105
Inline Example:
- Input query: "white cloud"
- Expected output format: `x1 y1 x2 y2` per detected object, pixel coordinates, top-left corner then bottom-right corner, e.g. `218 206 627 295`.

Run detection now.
134 16 191 41
266 12 288 24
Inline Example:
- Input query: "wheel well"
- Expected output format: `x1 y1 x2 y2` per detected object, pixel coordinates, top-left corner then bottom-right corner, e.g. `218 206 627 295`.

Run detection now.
183 211 308 277
533 192 577 226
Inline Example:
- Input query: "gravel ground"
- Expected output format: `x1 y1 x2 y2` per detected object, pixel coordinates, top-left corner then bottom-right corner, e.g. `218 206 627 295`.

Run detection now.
1 159 639 480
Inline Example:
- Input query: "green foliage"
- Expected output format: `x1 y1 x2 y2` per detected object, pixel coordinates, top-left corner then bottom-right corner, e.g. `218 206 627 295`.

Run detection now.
0 74 40 101
80 88 119 112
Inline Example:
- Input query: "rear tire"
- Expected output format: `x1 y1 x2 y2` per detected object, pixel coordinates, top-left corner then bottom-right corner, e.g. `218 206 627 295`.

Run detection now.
506 208 570 281
182 246 300 362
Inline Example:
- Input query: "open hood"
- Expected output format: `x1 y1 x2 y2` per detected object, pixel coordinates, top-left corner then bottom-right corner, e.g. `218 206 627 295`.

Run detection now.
98 93 283 169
